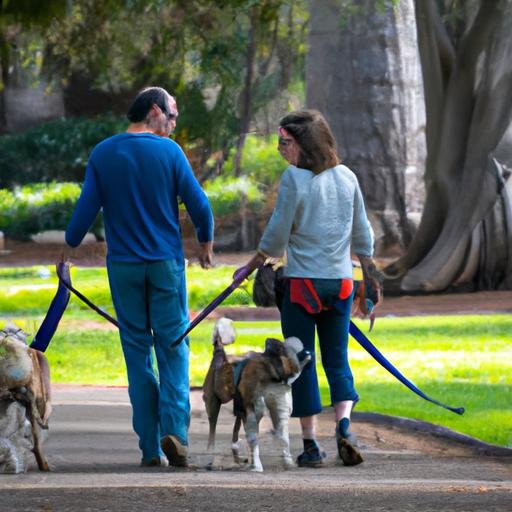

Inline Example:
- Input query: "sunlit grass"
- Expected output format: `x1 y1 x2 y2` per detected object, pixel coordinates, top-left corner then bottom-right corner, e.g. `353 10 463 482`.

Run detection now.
0 264 253 315
1 266 510 448
2 314 510 448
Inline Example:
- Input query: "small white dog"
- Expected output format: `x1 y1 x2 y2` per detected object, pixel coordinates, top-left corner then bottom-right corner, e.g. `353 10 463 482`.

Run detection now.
202 318 310 472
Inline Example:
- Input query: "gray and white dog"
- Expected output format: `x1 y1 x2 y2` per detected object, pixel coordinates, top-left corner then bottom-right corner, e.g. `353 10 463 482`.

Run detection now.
203 318 310 472
0 324 52 473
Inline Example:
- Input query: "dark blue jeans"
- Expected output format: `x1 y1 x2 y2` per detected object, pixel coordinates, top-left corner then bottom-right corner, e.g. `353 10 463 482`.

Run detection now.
107 259 190 461
280 281 358 417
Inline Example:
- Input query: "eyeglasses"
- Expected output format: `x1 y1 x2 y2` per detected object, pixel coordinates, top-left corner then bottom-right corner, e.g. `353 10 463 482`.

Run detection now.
159 105 178 120
278 136 294 147
162 109 178 121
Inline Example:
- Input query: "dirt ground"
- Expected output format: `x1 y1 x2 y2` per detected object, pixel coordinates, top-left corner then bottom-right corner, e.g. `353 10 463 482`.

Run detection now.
0 386 510 512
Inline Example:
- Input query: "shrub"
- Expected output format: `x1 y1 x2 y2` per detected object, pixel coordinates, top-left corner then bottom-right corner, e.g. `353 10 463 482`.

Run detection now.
222 134 285 186
0 182 103 241
0 115 126 188
203 175 264 217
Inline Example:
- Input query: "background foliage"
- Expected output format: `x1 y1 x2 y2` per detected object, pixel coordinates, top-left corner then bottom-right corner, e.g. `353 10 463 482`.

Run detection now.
0 182 104 240
222 134 284 186
0 115 126 188
0 120 283 240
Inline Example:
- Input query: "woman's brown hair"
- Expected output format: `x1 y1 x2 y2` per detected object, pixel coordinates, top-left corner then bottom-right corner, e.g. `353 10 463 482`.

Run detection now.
279 109 340 173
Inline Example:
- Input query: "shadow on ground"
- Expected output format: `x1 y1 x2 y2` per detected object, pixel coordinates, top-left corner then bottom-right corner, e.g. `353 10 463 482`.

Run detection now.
0 386 510 512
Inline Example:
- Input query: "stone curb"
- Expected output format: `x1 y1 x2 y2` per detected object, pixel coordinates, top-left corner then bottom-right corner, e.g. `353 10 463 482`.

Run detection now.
353 411 512 457
187 386 511 457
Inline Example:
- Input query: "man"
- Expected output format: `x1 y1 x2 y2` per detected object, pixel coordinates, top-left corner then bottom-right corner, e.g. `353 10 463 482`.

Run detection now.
65 86 214 467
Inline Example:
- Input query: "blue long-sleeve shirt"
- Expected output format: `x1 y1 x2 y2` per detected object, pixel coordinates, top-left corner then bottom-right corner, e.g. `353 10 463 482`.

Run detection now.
66 133 214 263
259 164 374 279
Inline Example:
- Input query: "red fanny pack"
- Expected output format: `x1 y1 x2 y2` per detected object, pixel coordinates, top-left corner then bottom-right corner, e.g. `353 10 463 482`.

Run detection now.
290 278 353 314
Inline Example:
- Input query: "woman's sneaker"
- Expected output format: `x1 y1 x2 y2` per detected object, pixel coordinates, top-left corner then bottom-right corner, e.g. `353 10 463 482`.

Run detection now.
296 443 326 468
336 419 363 466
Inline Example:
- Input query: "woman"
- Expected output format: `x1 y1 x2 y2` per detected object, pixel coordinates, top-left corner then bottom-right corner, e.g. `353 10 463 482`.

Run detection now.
236 110 382 467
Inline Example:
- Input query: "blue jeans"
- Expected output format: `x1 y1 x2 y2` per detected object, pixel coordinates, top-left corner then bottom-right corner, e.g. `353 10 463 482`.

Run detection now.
280 282 358 417
107 258 190 461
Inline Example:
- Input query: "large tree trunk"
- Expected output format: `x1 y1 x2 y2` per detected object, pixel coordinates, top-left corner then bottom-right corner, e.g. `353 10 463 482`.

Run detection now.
308 0 512 292
386 0 512 291
307 0 426 258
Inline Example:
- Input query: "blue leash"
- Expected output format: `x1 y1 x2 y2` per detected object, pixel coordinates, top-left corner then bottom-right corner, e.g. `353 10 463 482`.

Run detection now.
29 262 464 416
30 261 71 352
30 261 119 352
349 321 465 415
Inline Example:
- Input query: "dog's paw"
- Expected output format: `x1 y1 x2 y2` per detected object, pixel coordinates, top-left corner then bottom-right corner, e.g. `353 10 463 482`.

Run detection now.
283 457 296 469
248 463 264 473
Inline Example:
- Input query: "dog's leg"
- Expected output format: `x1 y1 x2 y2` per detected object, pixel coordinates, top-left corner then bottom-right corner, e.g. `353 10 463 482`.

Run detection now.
244 409 263 472
231 415 247 465
11 388 50 472
205 395 222 450
266 388 294 469
26 406 49 471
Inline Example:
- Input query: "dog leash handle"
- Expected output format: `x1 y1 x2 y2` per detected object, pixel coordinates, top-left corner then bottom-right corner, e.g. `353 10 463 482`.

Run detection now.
30 261 71 352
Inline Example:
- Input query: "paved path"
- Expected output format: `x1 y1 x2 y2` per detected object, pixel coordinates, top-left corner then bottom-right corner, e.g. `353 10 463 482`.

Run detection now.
1 385 510 511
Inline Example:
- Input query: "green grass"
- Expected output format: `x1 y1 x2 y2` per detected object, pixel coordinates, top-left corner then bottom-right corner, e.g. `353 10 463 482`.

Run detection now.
2 314 511 448
0 264 253 315
1 266 511 448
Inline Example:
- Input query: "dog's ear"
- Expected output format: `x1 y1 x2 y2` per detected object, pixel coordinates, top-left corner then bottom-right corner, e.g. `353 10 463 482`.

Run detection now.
264 338 286 356
283 337 303 355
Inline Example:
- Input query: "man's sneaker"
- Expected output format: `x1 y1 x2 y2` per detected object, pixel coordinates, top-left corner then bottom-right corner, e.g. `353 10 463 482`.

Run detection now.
296 444 326 468
336 422 363 466
161 435 188 467
140 456 169 467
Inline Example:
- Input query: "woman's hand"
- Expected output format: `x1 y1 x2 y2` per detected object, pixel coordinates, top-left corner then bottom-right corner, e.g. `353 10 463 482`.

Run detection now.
357 255 384 307
232 252 268 282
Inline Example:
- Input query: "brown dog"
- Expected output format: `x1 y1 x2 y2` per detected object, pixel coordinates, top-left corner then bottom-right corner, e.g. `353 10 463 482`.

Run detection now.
202 318 310 472
0 324 51 472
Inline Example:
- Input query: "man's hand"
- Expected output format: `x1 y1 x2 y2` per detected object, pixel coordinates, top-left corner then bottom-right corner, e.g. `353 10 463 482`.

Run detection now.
198 241 214 269
61 246 76 264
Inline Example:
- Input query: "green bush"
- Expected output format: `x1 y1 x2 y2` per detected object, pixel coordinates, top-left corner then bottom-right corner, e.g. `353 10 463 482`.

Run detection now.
1 175 265 241
222 134 285 186
0 182 103 241
0 114 126 188
203 175 264 217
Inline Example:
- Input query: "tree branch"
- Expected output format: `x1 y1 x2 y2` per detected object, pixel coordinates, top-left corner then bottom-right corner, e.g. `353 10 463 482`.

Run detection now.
397 0 512 291
414 0 455 183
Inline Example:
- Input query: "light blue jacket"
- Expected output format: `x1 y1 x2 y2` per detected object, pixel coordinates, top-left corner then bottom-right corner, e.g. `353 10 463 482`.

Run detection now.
259 164 374 279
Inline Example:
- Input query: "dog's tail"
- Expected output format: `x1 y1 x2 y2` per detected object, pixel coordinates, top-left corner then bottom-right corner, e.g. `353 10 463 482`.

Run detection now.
212 317 236 347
